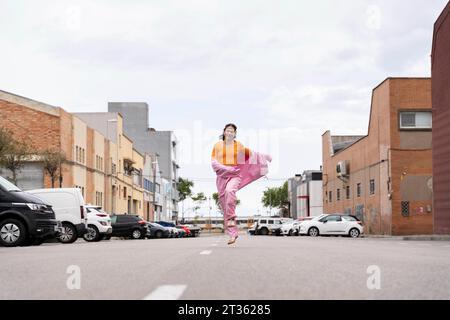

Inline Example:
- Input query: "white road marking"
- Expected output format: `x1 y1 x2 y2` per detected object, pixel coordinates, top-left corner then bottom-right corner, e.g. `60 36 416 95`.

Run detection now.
143 285 187 300
200 250 212 255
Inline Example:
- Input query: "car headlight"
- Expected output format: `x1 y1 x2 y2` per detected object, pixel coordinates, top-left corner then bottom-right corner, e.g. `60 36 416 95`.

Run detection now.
26 203 47 211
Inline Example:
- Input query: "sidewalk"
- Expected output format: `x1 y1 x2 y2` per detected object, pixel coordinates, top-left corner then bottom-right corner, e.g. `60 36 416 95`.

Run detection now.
363 234 450 241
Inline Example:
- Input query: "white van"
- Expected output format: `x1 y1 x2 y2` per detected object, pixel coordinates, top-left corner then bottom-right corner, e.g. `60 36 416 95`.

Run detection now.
27 188 87 243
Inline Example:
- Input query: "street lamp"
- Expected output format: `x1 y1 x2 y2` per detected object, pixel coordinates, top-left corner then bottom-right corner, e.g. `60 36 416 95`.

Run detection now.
208 196 212 233
107 119 118 214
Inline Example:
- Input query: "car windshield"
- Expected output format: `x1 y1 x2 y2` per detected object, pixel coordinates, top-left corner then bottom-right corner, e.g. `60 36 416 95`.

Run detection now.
0 176 21 192
313 214 328 221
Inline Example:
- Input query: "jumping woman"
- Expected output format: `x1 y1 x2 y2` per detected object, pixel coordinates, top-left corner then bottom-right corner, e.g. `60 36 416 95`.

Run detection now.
211 123 272 245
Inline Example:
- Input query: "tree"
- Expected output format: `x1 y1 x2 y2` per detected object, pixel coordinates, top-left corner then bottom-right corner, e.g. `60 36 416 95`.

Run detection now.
177 177 194 221
1 141 30 185
177 177 194 201
262 181 289 217
212 192 240 214
41 149 67 188
0 127 13 160
191 192 206 217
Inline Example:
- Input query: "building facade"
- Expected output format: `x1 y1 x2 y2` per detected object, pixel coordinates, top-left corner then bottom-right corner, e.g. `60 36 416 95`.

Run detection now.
287 175 302 219
296 170 323 218
322 78 433 235
0 91 145 218
107 102 180 221
431 1 450 234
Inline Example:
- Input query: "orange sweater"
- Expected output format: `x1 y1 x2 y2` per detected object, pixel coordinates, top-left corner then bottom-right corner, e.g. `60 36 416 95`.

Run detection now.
211 140 251 166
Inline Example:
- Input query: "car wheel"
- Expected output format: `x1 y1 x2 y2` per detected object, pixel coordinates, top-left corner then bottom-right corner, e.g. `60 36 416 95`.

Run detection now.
288 229 294 236
83 225 100 242
131 229 142 239
308 227 319 237
295 230 300 236
349 228 360 238
0 219 27 247
260 228 269 236
58 223 78 244
155 230 163 239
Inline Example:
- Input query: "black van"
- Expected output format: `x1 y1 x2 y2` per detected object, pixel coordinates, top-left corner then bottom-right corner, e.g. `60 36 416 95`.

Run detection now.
0 176 60 247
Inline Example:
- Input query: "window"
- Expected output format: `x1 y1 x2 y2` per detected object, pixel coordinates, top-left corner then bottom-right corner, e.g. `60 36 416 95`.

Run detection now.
123 187 127 199
401 201 410 217
337 189 341 201
357 183 361 197
329 191 332 202
260 220 267 224
342 216 357 222
399 111 432 130
325 215 342 222
76 146 79 162
370 179 375 195
346 186 350 199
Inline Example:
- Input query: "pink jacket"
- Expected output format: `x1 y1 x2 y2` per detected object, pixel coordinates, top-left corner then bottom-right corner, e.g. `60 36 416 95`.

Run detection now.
212 151 272 198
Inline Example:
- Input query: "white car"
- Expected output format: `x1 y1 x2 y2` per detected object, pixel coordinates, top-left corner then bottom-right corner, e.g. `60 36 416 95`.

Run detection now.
280 220 302 236
299 214 364 238
167 227 180 238
83 205 112 242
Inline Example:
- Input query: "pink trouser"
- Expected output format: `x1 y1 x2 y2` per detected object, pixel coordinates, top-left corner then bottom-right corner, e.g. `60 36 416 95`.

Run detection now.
212 152 272 238
218 176 241 238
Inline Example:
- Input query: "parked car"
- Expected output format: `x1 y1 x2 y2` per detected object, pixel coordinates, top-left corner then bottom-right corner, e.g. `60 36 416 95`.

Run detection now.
176 225 191 237
110 214 147 239
299 214 364 238
146 222 170 239
155 221 185 238
280 220 301 236
83 205 112 242
0 176 61 247
248 217 289 236
27 188 87 244
179 224 201 237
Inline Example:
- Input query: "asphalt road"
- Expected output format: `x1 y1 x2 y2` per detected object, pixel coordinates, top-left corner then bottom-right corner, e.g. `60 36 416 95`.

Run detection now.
1 233 450 300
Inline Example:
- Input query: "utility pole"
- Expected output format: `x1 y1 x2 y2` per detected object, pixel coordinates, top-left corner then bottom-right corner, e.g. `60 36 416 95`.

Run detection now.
152 153 159 222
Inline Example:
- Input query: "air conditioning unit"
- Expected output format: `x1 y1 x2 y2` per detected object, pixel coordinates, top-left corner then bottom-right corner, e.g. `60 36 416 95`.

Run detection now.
336 161 349 177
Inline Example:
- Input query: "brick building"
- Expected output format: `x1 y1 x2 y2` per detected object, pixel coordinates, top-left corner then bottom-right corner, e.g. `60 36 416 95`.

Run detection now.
322 78 433 235
0 90 144 217
431 1 450 234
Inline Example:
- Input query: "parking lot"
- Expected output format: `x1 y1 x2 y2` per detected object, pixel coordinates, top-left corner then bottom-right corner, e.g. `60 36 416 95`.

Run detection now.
1 233 450 300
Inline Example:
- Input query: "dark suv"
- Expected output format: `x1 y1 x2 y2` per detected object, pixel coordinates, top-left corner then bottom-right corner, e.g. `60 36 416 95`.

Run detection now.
0 176 60 247
110 214 147 239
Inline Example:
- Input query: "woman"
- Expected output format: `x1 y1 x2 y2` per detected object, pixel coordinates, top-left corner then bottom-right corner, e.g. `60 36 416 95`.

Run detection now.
211 123 272 245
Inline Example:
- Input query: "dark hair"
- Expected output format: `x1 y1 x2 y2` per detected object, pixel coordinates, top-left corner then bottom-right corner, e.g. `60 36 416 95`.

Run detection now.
220 123 237 141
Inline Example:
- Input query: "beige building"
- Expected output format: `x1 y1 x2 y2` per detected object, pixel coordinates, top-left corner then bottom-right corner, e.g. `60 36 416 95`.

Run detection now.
75 112 145 217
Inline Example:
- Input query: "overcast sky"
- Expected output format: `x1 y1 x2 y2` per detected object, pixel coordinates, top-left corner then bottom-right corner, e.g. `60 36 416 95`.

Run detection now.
0 0 447 218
